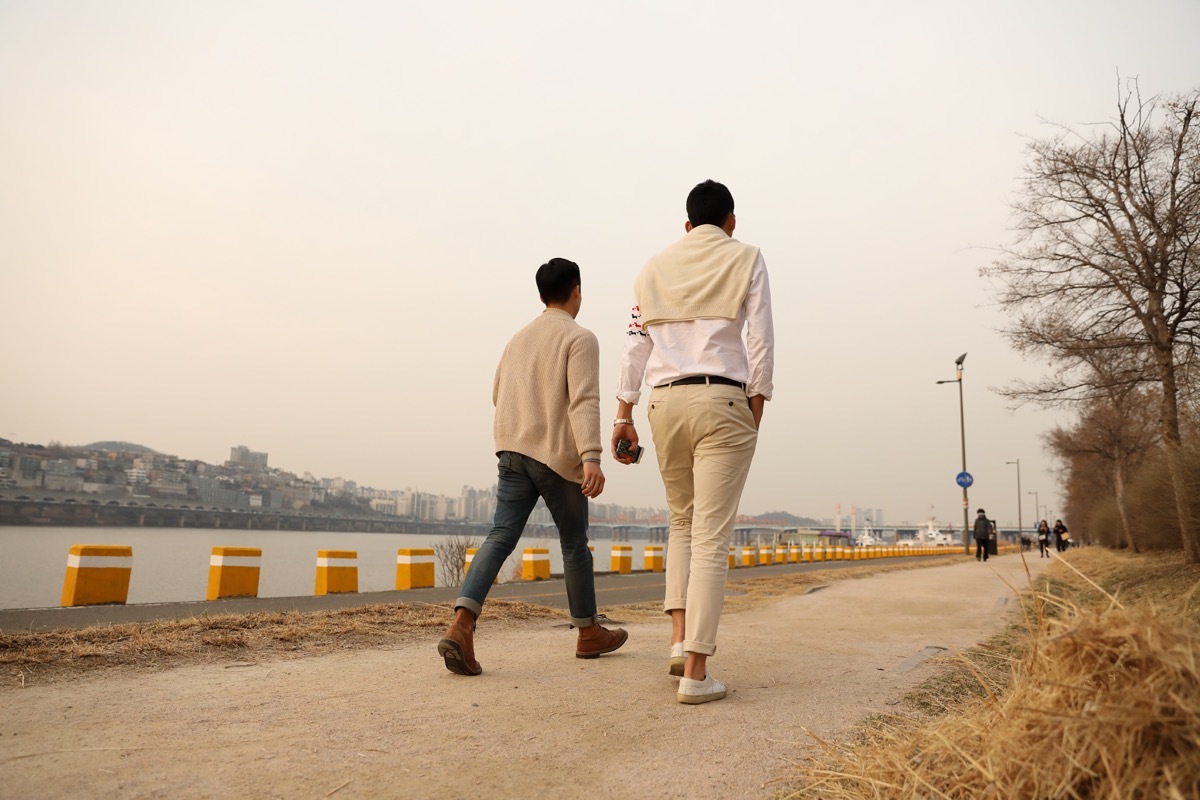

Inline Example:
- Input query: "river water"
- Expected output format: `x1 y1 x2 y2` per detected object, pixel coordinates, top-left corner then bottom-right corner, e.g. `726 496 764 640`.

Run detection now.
0 526 660 610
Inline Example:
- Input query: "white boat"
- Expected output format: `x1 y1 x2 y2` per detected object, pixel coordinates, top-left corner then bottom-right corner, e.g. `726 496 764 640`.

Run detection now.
899 518 955 547
855 522 885 547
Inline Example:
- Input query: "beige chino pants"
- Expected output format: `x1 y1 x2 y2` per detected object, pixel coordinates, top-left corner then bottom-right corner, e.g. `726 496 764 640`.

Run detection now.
648 382 758 655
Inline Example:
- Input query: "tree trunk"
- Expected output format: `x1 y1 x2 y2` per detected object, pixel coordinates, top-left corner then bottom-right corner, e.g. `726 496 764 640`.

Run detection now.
1158 357 1200 563
1112 461 1138 553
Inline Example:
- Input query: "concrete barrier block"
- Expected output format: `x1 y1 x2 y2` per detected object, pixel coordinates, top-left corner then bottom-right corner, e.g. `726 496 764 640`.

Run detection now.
206 546 261 600
61 544 132 607
644 545 664 573
316 549 358 595
611 545 632 574
522 548 550 580
396 547 435 590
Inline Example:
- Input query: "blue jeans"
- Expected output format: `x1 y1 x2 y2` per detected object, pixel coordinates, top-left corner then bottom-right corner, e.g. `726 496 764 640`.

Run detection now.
456 451 596 626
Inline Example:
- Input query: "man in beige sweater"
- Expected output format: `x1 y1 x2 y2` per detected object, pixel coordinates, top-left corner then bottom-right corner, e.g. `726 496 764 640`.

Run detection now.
614 180 774 704
438 258 628 676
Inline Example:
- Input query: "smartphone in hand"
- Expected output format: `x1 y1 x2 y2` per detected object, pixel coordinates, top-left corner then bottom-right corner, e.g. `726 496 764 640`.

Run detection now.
616 438 644 464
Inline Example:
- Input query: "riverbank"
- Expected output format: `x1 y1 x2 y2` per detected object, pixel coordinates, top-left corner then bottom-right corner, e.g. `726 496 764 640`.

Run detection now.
1 555 1042 799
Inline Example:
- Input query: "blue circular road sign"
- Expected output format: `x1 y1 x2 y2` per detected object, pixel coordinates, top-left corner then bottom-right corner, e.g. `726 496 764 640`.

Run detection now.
956 471 974 488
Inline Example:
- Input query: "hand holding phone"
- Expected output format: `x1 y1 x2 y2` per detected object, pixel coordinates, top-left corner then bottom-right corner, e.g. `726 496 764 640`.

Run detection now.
616 438 644 464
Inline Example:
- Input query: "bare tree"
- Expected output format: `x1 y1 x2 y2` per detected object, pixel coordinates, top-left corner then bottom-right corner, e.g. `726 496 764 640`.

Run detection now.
985 83 1200 561
433 534 479 588
1045 386 1157 551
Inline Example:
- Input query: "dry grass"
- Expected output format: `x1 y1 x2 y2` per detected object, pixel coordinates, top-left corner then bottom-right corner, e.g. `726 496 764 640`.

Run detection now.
1 600 560 690
780 548 1200 799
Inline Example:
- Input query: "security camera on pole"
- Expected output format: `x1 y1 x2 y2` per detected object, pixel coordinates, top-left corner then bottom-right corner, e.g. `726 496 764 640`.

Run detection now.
937 353 970 554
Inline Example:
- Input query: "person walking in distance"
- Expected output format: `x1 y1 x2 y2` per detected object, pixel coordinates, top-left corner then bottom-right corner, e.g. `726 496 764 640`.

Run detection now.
1053 518 1070 552
613 180 774 704
973 508 993 562
437 258 627 676
1036 519 1051 558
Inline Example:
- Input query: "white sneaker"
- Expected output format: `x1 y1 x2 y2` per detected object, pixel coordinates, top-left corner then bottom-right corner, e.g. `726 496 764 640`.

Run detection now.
677 673 727 704
669 642 685 677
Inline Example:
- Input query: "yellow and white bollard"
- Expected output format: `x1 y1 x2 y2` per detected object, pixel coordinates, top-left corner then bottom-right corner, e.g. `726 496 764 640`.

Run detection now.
741 546 757 567
61 544 132 607
611 545 632 574
758 546 773 566
396 547 434 590
464 547 498 584
802 544 813 562
522 548 551 580
206 546 261 600
775 544 788 563
729 546 737 568
315 550 357 595
644 545 664 572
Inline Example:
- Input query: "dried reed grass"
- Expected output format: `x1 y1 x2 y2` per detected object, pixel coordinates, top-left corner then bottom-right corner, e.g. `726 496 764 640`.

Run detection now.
782 550 1200 799
1 600 560 689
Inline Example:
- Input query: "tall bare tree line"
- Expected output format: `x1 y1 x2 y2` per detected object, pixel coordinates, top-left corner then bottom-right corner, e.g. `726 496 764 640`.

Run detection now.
986 82 1200 561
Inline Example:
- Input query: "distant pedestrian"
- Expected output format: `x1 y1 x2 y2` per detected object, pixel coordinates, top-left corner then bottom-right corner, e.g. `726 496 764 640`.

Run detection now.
973 508 992 562
437 258 627 677
1054 519 1070 552
1036 519 1051 558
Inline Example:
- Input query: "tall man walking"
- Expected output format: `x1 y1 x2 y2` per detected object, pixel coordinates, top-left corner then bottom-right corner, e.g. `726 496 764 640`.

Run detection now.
613 180 774 704
438 258 627 676
973 508 993 562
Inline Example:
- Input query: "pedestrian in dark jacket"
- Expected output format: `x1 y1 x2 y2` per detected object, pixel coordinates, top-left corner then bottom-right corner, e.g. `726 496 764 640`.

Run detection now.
973 508 992 562
1036 519 1051 558
1054 519 1070 552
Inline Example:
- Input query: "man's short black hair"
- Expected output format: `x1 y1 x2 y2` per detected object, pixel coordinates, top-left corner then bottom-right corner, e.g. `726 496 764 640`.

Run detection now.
977 508 986 514
686 179 735 228
536 257 580 305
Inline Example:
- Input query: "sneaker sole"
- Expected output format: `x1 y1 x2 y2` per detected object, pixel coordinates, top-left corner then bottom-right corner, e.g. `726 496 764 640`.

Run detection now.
677 688 727 704
437 638 482 676
669 658 686 677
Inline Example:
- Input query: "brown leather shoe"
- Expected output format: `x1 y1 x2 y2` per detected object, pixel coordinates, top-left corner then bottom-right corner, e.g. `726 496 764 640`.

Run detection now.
575 617 628 659
438 619 482 676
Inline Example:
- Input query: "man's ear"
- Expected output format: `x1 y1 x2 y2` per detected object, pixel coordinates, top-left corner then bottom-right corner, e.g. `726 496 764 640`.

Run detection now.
684 221 693 233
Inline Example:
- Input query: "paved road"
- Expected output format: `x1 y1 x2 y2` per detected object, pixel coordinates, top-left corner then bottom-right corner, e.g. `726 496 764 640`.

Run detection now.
0 554 959 632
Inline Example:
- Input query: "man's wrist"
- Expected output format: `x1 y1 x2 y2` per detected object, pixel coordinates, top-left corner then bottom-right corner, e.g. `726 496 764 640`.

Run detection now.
582 457 601 464
613 418 634 426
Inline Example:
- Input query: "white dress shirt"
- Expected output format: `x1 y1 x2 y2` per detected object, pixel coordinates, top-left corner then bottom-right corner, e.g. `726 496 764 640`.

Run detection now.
616 251 774 405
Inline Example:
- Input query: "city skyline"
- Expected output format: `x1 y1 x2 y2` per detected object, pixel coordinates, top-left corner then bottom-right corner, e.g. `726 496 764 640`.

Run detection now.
4 2 1197 525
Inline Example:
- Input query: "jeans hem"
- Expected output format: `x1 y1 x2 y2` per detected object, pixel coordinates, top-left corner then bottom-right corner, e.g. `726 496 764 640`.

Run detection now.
454 597 483 619
571 614 597 628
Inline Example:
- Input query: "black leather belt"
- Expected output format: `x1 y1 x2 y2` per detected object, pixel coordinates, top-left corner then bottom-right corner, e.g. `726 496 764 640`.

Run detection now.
656 375 746 389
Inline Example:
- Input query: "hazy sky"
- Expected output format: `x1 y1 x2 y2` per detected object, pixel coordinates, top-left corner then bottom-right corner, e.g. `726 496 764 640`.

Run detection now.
3 1 1198 527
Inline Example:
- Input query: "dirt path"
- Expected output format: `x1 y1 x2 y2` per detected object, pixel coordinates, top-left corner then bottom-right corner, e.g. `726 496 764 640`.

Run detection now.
1 555 1046 799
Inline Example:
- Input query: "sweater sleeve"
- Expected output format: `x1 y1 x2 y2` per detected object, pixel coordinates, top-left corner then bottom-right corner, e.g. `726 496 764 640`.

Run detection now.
567 330 603 464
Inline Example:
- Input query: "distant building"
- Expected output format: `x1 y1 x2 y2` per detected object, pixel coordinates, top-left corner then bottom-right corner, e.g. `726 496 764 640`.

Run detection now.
229 445 269 468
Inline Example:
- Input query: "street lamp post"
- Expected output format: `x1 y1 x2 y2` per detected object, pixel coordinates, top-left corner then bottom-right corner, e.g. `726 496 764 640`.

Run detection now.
1028 491 1040 526
1006 459 1022 545
937 353 969 554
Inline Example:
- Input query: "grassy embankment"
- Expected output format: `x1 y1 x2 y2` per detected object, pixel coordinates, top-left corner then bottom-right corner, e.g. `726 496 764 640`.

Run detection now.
778 548 1200 799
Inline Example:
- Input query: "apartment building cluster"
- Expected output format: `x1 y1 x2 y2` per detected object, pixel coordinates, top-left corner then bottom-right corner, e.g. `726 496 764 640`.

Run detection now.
0 440 672 524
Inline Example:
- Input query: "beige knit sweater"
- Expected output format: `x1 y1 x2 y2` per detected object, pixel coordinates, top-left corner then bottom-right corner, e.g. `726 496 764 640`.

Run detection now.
636 224 758 327
492 308 602 483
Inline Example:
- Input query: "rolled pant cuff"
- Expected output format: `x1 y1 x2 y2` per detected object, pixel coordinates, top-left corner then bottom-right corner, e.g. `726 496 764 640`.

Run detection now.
663 598 686 612
454 597 483 619
683 639 716 656
571 614 598 628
